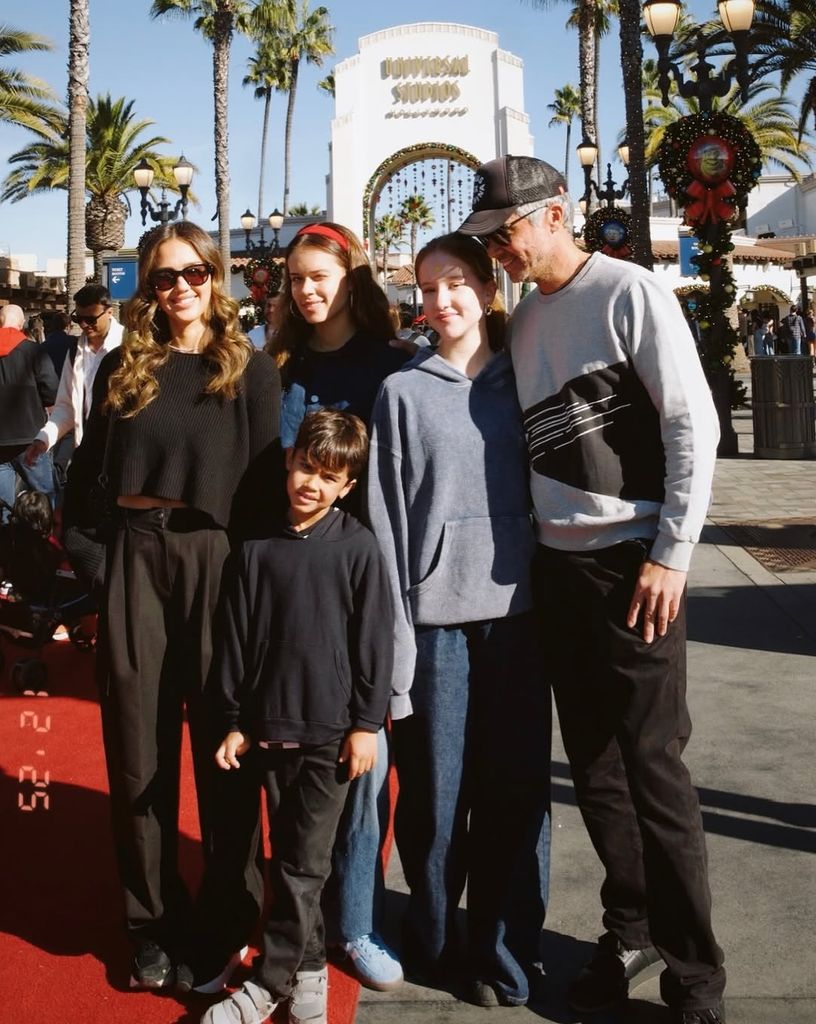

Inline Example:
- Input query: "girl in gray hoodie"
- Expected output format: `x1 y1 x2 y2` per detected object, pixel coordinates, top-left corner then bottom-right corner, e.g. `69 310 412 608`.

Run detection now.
367 234 551 1008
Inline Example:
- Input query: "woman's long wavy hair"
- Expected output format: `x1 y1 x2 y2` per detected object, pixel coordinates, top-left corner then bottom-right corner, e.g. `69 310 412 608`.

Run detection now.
269 221 395 371
415 233 507 353
106 221 250 417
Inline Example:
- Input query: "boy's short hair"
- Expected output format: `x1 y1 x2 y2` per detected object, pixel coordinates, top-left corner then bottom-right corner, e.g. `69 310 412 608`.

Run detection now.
12 490 54 537
294 409 369 480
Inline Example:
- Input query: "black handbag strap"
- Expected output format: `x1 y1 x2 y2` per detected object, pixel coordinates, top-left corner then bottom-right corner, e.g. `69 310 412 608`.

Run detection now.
98 412 117 489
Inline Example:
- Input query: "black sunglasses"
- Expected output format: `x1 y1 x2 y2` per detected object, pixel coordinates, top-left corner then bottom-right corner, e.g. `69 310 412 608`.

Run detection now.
478 206 543 248
71 309 109 326
149 264 213 292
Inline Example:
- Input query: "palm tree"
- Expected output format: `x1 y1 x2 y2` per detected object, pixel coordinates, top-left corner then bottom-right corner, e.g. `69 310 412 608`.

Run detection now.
270 1 334 214
317 69 334 97
399 195 434 314
749 0 816 138
547 84 582 181
150 0 253 286
288 201 322 214
567 0 618 182
243 39 290 239
374 213 405 287
0 24 61 136
67 1 89 296
2 94 183 283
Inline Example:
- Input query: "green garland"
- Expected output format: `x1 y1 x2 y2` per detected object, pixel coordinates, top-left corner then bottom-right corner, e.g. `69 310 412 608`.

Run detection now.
583 206 633 259
242 254 284 308
657 112 761 406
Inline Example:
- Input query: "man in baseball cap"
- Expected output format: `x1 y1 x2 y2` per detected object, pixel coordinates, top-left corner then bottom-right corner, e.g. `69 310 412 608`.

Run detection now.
460 156 726 1024
458 155 567 237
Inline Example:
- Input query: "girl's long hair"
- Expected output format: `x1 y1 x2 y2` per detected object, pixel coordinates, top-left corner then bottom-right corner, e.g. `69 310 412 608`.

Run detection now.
269 221 395 370
106 221 250 416
415 233 507 352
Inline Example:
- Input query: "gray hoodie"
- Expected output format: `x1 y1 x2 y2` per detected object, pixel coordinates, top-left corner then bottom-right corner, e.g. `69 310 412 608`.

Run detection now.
367 348 535 719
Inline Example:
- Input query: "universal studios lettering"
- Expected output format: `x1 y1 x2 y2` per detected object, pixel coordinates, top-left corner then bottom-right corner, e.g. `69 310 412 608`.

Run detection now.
392 81 462 103
382 56 469 79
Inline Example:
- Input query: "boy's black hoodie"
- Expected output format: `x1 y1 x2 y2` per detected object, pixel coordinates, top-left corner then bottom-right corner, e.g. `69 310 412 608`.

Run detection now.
215 507 394 746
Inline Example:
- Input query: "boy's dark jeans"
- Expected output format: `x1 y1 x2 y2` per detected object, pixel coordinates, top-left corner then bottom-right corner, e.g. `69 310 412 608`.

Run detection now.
198 740 349 999
535 542 725 1011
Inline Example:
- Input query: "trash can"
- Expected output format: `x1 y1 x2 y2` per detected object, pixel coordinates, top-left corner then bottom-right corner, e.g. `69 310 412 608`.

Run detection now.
750 355 816 459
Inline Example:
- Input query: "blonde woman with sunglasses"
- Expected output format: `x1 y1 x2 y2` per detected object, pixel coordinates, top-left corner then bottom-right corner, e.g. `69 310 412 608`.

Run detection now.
66 221 281 994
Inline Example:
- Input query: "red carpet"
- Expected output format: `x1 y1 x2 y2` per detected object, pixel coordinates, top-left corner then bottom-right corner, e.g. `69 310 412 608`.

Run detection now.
0 636 361 1024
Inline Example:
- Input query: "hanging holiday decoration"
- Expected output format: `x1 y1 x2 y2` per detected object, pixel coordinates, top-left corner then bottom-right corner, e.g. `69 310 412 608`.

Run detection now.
583 207 633 260
242 255 284 307
657 112 761 396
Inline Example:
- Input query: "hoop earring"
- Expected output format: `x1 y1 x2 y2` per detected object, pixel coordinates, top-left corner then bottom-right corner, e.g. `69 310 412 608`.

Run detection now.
484 304 494 317
290 299 304 319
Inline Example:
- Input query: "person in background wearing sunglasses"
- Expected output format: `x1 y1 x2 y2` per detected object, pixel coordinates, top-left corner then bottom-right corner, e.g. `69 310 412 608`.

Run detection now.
65 221 281 994
24 284 123 478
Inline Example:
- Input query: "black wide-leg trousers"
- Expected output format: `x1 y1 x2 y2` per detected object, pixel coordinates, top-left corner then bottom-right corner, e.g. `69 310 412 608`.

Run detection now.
97 508 230 953
536 541 725 1011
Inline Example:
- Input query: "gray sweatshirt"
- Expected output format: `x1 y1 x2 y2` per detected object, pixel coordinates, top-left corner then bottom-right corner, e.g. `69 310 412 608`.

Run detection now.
366 348 535 719
509 252 719 572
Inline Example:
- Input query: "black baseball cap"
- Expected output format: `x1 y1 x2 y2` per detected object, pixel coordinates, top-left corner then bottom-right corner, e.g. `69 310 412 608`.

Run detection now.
458 155 568 236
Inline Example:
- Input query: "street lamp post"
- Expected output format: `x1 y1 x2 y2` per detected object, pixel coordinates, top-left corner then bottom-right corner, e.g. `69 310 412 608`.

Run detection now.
646 0 757 457
239 208 285 256
577 140 631 209
133 155 194 226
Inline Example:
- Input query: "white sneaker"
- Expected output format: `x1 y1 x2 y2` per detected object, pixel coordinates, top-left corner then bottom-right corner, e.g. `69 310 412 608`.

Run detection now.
288 967 328 1024
192 946 249 994
337 933 404 991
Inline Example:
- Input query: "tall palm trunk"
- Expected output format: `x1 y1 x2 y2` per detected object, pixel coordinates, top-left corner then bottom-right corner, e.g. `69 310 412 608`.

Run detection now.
593 33 602 185
212 10 233 291
564 121 572 183
257 87 272 224
577 0 597 208
67 0 89 295
282 58 300 215
618 0 652 268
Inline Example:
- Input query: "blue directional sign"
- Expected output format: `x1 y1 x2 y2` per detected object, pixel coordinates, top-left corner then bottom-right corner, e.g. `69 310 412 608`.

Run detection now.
678 233 703 278
105 259 138 300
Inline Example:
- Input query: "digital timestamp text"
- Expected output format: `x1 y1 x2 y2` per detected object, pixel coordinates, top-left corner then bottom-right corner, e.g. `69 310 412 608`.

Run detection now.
18 689 51 812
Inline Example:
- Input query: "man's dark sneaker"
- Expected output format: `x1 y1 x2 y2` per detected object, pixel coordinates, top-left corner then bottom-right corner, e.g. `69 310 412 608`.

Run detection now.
567 932 663 1013
675 1004 725 1024
129 940 174 990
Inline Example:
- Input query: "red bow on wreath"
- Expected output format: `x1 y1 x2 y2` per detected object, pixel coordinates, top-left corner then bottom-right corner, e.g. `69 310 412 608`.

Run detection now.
602 243 632 260
685 179 736 226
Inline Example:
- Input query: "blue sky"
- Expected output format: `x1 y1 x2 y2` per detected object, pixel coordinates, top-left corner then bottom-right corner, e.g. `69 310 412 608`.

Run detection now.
1 0 723 266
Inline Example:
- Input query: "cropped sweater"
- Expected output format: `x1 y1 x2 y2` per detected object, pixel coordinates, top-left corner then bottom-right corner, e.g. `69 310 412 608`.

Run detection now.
508 252 720 572
367 349 536 718
67 345 282 535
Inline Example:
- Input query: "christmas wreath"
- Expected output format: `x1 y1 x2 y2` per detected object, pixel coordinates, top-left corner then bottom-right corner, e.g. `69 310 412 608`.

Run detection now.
583 207 633 260
242 254 284 306
656 111 761 229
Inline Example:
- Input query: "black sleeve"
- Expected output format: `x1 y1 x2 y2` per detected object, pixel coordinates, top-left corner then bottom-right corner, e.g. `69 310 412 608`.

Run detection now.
348 535 396 732
33 346 59 408
62 350 118 529
211 547 252 734
230 352 288 540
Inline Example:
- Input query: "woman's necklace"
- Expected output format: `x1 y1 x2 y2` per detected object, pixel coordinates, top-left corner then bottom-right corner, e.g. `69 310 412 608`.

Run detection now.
169 327 209 354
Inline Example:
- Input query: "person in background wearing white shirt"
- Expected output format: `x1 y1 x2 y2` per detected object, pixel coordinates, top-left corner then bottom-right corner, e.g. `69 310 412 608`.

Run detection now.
247 293 279 350
24 284 124 474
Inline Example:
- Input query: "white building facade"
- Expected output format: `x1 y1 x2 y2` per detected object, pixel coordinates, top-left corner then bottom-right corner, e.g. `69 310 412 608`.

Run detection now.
328 22 533 249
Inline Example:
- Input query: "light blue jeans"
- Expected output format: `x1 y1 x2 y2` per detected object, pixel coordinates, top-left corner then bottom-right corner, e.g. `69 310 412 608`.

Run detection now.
392 613 552 1005
323 726 390 944
0 447 56 522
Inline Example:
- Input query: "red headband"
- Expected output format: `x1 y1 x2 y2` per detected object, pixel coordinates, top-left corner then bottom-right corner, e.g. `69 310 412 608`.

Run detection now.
295 224 350 251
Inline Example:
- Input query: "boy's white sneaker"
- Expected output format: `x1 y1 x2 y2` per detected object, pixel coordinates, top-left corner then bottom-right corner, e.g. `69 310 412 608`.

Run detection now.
288 967 328 1024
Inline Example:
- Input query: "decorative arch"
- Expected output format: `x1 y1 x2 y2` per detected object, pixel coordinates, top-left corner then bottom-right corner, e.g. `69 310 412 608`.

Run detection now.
362 141 481 253
738 284 791 305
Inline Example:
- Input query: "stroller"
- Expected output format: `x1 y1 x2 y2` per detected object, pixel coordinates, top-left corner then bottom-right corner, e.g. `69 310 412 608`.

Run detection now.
0 494 97 691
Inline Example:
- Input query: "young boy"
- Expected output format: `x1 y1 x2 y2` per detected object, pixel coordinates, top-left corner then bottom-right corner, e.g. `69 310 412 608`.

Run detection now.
197 409 394 1024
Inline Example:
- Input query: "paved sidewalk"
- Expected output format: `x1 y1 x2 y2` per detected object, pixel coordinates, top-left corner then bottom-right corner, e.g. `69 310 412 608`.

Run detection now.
354 387 816 1024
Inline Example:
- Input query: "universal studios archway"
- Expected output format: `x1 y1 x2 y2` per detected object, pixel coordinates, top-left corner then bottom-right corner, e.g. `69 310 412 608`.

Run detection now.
327 22 534 257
